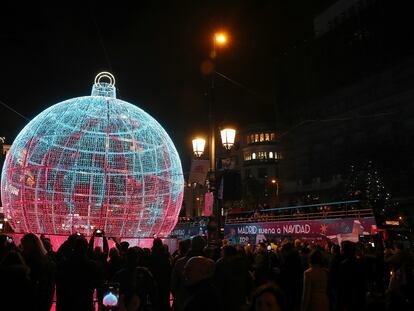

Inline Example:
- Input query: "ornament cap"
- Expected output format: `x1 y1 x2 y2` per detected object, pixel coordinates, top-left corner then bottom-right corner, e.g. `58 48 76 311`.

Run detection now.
92 71 116 98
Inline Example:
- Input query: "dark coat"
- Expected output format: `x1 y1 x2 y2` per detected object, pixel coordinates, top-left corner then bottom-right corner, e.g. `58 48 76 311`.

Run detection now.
184 279 222 311
214 256 252 310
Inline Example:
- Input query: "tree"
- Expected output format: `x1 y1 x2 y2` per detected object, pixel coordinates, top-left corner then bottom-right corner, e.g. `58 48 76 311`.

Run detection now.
344 161 398 224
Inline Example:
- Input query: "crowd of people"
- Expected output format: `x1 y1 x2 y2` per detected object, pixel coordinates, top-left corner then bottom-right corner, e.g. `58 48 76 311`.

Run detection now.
0 230 413 311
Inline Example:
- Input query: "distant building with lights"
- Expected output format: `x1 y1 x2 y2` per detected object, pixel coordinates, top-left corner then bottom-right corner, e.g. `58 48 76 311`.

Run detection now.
182 182 206 217
182 124 283 216
274 0 414 225
239 124 282 209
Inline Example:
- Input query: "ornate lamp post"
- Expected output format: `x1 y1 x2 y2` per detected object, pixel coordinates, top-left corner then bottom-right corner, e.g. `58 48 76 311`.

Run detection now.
192 127 236 244
190 31 234 245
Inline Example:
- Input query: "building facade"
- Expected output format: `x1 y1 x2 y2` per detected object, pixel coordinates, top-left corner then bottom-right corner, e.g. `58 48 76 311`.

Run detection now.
240 124 282 209
275 0 414 224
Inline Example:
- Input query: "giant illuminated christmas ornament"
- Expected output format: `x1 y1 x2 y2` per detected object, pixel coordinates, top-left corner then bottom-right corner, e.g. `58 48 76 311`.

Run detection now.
1 72 184 237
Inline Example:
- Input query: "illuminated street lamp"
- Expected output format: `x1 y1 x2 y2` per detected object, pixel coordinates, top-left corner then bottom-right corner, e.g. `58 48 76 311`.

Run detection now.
271 179 279 197
211 32 228 59
220 128 236 150
190 30 234 245
192 138 206 157
214 32 227 45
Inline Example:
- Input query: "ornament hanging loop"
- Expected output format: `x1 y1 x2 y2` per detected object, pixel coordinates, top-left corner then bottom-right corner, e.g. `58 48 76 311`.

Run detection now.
94 72 116 87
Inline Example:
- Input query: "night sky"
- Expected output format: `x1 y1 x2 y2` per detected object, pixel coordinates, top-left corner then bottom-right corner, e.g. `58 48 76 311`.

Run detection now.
0 1 332 171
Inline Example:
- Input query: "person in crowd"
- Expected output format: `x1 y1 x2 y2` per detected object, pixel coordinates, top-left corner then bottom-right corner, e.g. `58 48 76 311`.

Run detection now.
114 247 159 311
55 234 100 311
183 256 222 311
88 229 109 308
385 242 414 310
164 243 174 265
254 242 273 286
171 235 206 311
337 241 367 311
20 233 56 311
0 234 8 261
3 229 414 311
55 233 81 262
294 239 302 252
172 239 191 265
204 244 221 261
250 283 287 311
111 238 130 267
244 243 256 271
214 244 253 310
106 247 123 281
301 249 329 311
0 245 34 310
300 246 311 271
279 241 303 311
40 234 56 262
149 238 172 311
88 229 109 263
328 244 341 311
142 248 152 268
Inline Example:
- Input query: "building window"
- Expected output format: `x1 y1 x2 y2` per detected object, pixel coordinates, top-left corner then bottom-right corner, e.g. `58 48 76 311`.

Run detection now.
252 152 256 160
244 152 251 161
254 134 259 142
269 151 273 159
246 135 250 144
270 133 275 141
260 133 264 142
250 134 254 143
265 133 270 141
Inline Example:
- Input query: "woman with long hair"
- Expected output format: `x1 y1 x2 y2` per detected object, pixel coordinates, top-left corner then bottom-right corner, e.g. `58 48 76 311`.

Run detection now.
21 233 56 311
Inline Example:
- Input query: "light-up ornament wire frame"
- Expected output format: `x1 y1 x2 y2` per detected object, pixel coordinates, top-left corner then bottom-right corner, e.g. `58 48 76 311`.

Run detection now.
1 72 184 237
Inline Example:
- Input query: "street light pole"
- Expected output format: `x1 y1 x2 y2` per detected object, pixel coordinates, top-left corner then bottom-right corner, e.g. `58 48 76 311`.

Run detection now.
192 31 230 245
209 71 215 175
210 32 229 244
208 34 218 245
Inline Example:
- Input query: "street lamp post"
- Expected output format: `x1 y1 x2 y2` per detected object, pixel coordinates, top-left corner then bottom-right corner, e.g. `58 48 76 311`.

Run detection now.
271 178 279 197
192 128 236 244
191 31 233 245
209 31 228 174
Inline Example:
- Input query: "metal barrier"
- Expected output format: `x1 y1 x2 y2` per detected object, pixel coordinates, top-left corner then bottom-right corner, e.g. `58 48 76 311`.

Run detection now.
225 208 374 224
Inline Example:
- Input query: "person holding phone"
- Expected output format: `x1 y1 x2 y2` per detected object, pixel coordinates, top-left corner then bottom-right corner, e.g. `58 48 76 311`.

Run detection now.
56 234 100 311
89 229 109 309
113 247 159 311
88 229 109 262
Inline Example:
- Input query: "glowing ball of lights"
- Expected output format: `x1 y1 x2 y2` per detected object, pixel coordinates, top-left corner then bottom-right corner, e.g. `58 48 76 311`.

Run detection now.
1 72 184 237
